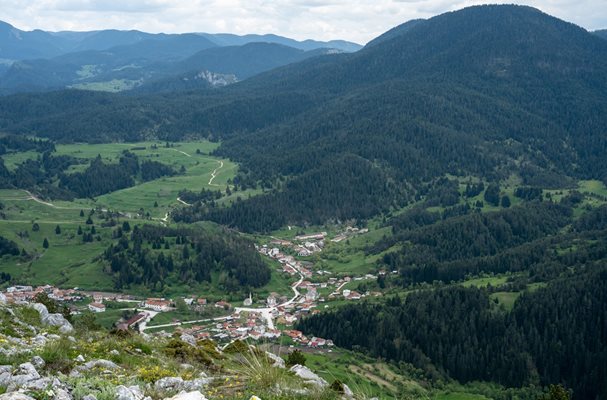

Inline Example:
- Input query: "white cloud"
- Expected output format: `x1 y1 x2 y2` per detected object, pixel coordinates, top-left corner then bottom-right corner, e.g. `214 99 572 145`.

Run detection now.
0 0 605 44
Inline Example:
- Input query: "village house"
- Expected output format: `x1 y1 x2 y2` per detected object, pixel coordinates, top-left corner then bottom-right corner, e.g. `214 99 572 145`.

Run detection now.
118 312 147 330
144 299 172 312
215 300 232 309
346 291 362 300
88 302 106 313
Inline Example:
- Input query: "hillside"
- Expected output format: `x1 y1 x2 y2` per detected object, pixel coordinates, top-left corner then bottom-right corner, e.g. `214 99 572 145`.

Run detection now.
0 298 365 400
594 29 607 40
1 5 607 229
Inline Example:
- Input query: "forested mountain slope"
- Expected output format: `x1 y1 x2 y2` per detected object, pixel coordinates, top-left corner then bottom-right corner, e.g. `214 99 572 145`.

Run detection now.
1 5 606 229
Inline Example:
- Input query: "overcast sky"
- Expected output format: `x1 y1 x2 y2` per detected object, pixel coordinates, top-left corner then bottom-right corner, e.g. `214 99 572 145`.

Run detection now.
1 0 605 44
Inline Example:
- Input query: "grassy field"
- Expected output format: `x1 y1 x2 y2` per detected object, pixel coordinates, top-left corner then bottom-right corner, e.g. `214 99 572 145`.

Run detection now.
0 140 248 219
303 349 424 399
0 139 294 299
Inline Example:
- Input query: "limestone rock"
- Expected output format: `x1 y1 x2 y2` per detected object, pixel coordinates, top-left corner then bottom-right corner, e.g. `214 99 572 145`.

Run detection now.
31 304 73 333
265 352 285 368
289 364 328 387
115 385 144 400
165 391 208 400
31 356 45 369
179 334 196 346
0 393 37 400
31 303 49 319
80 359 119 371
342 384 355 399
0 293 6 304
53 388 73 400
154 377 184 391
181 378 212 391
17 363 39 379
32 335 48 347
75 355 85 363
0 371 12 387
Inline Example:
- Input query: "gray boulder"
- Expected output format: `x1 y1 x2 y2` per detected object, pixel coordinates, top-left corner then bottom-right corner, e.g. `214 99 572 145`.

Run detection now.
115 385 144 400
82 396 97 400
17 363 39 379
165 392 208 400
32 335 48 347
265 351 285 368
31 303 49 319
0 293 6 304
13 377 52 391
31 304 73 333
179 334 196 346
0 371 12 387
53 388 73 400
31 356 45 369
154 377 183 391
0 393 37 400
289 364 328 387
181 378 213 391
79 359 119 371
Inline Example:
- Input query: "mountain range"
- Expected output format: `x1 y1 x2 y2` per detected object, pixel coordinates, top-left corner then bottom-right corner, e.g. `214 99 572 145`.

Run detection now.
0 20 361 93
0 5 606 229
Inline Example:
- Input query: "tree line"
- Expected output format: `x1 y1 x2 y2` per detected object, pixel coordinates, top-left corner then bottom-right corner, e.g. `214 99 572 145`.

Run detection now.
297 266 607 399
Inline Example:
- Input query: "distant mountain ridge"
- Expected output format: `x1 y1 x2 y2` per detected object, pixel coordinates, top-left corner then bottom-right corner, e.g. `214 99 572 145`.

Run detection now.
0 20 360 94
0 20 362 61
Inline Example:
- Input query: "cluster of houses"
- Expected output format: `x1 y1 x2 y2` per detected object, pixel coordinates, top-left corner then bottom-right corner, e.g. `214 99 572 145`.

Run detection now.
2 285 81 303
174 309 334 349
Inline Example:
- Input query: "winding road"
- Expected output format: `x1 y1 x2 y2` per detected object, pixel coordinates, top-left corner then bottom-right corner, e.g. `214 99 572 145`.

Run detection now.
208 160 224 186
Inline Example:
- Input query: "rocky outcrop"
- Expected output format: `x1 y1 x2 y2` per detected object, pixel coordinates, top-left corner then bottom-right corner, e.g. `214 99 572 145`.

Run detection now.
165 391 208 400
30 303 73 333
289 364 328 387
0 393 37 400
265 351 285 368
115 385 148 400
154 376 212 393
78 359 120 371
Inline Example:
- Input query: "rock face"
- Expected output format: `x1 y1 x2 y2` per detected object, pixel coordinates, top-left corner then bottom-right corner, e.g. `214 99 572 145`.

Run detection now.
289 364 328 387
31 303 74 333
0 292 6 304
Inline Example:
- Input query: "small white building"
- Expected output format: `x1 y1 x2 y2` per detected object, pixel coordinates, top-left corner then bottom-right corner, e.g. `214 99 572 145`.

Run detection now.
144 299 171 312
88 302 106 313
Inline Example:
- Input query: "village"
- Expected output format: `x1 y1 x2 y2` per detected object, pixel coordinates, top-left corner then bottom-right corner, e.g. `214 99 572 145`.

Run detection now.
0 229 384 351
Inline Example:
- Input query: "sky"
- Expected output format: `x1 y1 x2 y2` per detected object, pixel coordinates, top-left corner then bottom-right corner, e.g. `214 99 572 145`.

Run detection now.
0 0 605 44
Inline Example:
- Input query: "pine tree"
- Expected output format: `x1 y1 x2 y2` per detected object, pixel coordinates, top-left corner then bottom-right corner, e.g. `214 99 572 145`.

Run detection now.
55 225 61 235
42 238 49 249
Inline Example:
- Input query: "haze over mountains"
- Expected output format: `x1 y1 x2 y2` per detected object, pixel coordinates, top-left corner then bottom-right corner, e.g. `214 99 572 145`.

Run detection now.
0 20 361 93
